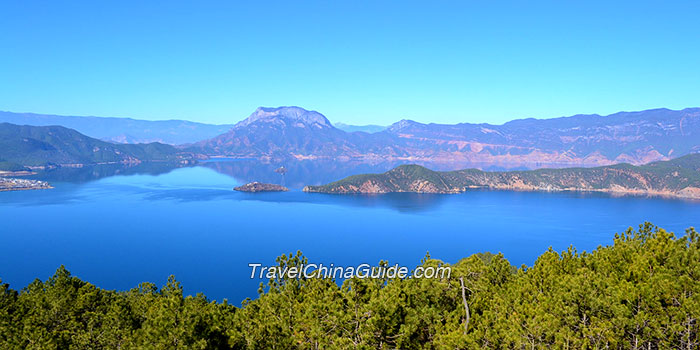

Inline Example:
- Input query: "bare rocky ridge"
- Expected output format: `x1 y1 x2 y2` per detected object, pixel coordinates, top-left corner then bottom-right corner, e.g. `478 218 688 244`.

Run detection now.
303 153 700 199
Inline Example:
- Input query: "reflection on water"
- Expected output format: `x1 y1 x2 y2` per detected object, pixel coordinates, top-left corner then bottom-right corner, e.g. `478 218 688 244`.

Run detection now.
27 162 191 183
22 158 582 190
202 159 400 188
200 158 558 189
4 163 449 212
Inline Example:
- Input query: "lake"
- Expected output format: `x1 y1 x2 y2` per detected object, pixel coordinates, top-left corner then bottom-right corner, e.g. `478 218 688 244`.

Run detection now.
1 160 698 304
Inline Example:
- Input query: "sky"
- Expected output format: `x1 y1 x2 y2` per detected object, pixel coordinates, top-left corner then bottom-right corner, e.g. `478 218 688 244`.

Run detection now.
1 1 699 126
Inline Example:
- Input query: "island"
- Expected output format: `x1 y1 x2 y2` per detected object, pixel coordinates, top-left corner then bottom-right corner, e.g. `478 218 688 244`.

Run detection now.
234 182 288 193
303 153 700 199
0 177 52 192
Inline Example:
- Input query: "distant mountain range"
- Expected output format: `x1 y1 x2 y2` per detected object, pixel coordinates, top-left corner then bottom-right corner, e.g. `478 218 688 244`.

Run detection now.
0 123 196 170
3 106 700 167
193 106 700 166
0 111 235 144
0 110 388 145
303 153 700 199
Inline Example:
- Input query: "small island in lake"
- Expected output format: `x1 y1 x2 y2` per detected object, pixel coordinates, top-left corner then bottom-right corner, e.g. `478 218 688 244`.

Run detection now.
0 177 52 192
303 153 700 199
234 182 288 193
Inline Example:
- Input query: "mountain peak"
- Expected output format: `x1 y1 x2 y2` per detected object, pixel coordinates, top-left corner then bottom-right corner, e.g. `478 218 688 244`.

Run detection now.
387 119 422 132
236 106 332 128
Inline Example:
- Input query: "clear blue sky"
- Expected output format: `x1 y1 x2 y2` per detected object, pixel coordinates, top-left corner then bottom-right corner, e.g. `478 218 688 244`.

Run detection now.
1 1 699 125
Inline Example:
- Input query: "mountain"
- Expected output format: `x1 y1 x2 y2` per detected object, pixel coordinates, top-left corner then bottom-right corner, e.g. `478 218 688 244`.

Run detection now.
0 123 197 170
333 122 386 133
383 108 700 165
303 153 700 199
9 106 700 166
0 111 234 144
194 106 366 158
196 106 700 166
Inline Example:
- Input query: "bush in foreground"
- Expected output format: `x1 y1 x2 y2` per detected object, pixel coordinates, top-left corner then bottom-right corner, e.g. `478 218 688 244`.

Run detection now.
1 222 698 349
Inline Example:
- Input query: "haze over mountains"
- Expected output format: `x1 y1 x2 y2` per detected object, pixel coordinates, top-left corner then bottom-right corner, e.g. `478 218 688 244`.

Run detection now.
0 111 235 145
0 110 387 144
3 106 700 167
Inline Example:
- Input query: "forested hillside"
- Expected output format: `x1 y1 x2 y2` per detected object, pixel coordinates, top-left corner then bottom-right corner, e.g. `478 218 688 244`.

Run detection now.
1 223 698 349
0 123 196 169
304 153 700 199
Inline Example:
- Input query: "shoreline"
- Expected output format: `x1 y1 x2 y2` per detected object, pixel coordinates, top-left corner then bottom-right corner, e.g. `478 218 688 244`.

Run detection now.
0 177 53 192
303 185 700 201
0 170 36 177
0 186 54 192
203 154 631 167
483 186 700 201
302 155 700 201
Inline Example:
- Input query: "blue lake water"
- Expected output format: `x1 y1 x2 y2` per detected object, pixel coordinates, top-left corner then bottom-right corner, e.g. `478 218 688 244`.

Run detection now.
1 161 699 304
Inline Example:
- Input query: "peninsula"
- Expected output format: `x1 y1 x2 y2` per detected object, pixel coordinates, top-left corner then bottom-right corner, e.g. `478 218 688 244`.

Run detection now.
234 182 288 193
303 153 700 199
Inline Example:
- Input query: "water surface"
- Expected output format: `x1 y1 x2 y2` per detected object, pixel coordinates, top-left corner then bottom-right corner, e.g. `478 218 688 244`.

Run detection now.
1 161 698 303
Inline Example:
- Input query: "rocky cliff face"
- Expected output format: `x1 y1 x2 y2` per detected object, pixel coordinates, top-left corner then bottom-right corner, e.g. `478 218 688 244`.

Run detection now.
236 107 332 129
303 154 700 199
195 107 700 166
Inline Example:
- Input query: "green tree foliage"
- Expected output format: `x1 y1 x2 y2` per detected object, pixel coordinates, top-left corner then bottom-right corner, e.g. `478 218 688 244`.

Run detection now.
0 223 698 349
